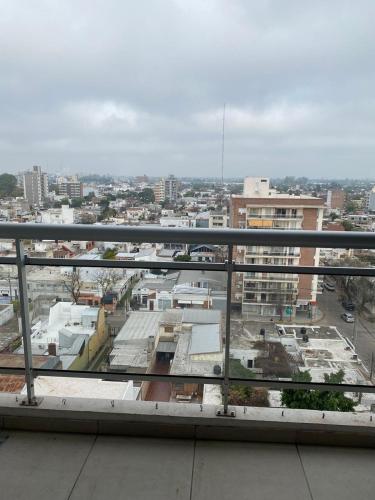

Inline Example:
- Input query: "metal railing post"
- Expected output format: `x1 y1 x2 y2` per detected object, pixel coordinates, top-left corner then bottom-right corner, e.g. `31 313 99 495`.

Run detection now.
222 244 234 415
15 239 36 405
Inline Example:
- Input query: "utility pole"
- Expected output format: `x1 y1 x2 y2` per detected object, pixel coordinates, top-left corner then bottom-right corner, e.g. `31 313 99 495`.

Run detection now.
370 352 374 381
352 316 357 348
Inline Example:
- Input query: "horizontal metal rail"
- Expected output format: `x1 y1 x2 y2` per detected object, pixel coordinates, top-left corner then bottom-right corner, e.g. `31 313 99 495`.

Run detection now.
1 256 374 278
0 366 374 394
1 223 375 248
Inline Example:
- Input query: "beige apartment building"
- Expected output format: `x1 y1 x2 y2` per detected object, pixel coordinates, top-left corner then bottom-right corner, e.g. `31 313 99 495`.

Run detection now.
230 177 324 319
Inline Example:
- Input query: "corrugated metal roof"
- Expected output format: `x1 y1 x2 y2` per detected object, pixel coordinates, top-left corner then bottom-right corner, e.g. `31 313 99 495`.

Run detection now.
182 309 221 324
189 324 221 354
115 311 162 343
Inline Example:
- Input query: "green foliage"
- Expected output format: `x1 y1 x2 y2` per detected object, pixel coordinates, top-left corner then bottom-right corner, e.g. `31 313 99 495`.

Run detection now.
228 385 269 407
12 300 20 315
229 359 255 378
174 254 191 262
183 190 196 197
138 188 155 203
103 248 117 260
342 220 354 231
345 201 357 213
281 370 357 412
70 197 84 208
0 173 18 197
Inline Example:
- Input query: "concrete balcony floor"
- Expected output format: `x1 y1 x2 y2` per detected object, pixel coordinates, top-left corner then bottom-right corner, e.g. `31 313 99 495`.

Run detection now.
0 431 374 500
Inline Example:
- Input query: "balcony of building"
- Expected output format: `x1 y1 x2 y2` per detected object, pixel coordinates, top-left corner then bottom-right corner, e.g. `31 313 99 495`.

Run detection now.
0 223 375 499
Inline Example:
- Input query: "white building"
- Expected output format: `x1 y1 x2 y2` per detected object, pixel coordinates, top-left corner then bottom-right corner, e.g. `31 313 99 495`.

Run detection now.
39 205 74 225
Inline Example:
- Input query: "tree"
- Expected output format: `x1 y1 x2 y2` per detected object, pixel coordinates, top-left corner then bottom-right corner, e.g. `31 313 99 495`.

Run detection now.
0 173 17 198
138 188 155 204
80 213 96 224
342 220 354 231
345 201 357 213
71 197 84 208
103 247 118 260
94 269 122 297
281 370 357 412
174 254 191 262
63 268 83 304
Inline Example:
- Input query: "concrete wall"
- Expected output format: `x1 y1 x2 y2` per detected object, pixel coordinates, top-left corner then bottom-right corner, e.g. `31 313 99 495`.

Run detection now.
0 304 14 326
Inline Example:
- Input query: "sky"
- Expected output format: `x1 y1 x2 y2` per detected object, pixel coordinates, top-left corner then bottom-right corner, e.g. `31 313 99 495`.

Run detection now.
1 0 375 178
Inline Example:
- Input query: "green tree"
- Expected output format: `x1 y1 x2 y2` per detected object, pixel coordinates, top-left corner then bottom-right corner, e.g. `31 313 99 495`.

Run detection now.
342 220 354 231
281 370 356 412
138 188 155 203
345 201 357 213
174 254 191 262
71 197 84 208
103 248 117 260
0 173 17 197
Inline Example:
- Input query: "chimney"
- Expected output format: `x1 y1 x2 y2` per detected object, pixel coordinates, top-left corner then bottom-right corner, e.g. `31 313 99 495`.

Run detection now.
48 343 57 356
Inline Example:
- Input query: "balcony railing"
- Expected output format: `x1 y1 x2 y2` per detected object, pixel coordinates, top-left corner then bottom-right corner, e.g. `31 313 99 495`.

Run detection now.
247 213 303 219
1 223 375 418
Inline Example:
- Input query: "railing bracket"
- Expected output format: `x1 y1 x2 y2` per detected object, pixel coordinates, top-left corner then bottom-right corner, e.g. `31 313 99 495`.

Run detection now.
216 406 236 417
19 397 43 407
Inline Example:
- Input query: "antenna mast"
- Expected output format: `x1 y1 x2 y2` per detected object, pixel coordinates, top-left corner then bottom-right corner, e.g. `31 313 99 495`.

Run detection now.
221 103 226 186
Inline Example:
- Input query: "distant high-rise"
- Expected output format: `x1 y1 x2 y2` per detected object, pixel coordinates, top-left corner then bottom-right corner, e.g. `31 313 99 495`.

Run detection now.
57 176 83 199
153 175 179 203
368 186 375 213
326 189 346 210
230 177 324 319
164 175 178 202
23 166 49 206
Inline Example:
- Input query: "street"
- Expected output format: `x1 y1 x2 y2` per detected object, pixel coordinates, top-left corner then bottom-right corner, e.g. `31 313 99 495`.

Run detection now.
317 289 375 373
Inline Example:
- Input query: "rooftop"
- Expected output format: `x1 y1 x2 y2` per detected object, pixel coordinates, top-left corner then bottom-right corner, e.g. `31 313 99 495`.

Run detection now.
23 376 134 400
114 311 163 344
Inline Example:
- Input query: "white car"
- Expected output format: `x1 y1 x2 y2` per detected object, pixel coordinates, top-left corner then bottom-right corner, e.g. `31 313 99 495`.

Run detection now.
341 312 354 323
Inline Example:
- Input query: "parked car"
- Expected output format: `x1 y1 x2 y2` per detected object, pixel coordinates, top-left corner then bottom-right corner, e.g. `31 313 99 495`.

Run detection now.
342 300 355 311
341 312 355 323
324 282 335 291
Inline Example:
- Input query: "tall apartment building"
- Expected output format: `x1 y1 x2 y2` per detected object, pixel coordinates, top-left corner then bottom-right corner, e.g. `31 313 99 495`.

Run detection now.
23 166 49 206
153 180 165 204
164 175 178 202
230 177 324 319
153 175 179 203
368 186 375 213
58 177 83 199
326 189 345 210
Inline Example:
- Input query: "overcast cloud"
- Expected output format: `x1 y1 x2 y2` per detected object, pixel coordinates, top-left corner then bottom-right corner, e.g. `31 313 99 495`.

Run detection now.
1 0 375 178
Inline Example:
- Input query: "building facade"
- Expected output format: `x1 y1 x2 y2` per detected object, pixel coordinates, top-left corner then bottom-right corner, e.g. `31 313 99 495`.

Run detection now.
230 177 324 319
23 166 49 206
58 181 83 199
153 175 179 203
326 189 346 210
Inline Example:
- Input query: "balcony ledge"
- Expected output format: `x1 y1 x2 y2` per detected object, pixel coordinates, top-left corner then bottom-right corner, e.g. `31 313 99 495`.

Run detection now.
0 394 374 447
